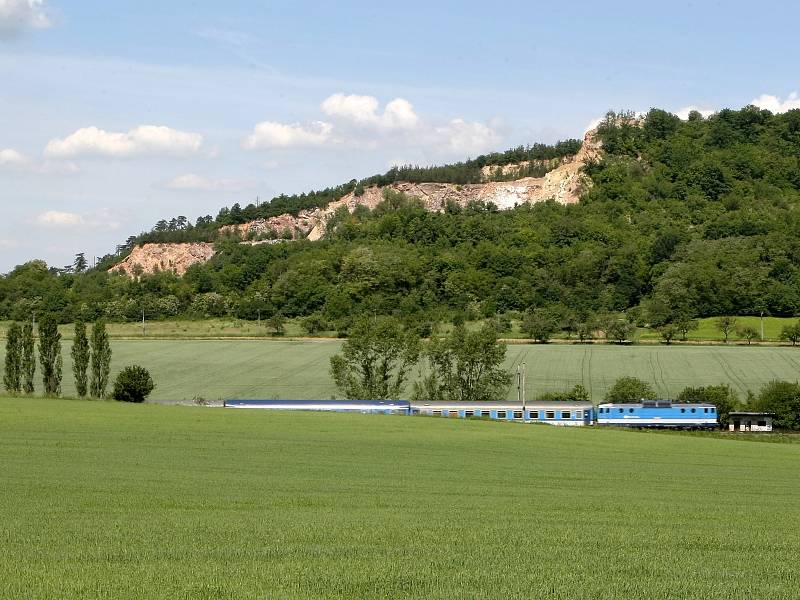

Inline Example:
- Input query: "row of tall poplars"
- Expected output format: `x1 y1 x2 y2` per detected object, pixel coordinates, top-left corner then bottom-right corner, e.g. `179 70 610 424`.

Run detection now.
3 318 111 398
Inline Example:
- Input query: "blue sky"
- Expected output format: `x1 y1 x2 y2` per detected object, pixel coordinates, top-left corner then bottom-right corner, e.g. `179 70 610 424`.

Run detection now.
1 0 799 272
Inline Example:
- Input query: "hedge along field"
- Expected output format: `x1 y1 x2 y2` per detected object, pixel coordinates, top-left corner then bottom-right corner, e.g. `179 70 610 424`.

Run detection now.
2 340 800 401
1 398 798 599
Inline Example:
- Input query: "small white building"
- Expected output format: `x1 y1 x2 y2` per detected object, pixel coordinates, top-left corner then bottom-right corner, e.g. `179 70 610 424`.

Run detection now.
728 412 775 432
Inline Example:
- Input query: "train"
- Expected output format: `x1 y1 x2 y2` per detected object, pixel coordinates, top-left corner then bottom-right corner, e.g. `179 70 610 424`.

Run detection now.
224 398 719 428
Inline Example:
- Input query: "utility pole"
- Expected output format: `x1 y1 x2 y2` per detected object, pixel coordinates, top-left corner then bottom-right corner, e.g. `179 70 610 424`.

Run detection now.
142 308 146 337
760 311 764 341
521 362 526 414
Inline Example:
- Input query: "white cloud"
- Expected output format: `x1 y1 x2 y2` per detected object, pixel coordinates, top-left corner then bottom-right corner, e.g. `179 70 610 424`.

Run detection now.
261 160 279 170
0 147 30 166
751 92 800 114
321 93 419 130
432 118 502 155
44 125 204 158
675 106 715 120
34 208 123 231
166 173 255 192
35 210 83 227
0 0 51 38
0 147 79 174
242 120 332 149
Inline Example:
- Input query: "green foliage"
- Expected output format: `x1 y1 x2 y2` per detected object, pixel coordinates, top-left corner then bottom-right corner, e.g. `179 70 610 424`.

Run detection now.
715 316 737 343
3 322 22 394
677 384 739 427
37 315 62 396
329 316 420 400
71 321 90 397
90 320 112 398
521 309 558 343
537 384 589 403
112 365 155 403
604 376 657 402
779 322 800 346
21 321 35 394
751 380 800 430
606 319 635 343
412 324 511 403
266 313 286 336
658 323 678 344
736 325 759 344
300 313 327 335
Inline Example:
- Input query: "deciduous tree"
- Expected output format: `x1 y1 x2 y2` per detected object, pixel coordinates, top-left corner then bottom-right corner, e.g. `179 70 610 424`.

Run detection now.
3 322 22 394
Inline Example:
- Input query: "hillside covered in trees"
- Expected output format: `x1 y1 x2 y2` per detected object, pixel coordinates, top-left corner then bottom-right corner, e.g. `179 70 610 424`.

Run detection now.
2 106 800 331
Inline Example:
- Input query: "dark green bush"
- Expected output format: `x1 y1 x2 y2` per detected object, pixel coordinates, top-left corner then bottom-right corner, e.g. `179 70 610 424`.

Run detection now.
112 365 155 403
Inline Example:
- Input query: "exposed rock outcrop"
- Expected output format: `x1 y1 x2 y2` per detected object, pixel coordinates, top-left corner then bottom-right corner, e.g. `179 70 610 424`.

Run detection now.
110 243 215 277
111 129 602 276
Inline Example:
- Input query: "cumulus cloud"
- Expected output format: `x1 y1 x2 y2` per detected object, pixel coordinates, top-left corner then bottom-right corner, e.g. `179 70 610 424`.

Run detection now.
0 147 30 166
751 92 800 114
166 174 255 192
321 93 419 130
242 120 332 149
34 208 123 231
0 147 79 174
44 125 204 158
431 118 502 155
0 0 51 38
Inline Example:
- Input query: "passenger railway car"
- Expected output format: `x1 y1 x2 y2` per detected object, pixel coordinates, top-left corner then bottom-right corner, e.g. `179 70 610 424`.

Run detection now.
596 400 717 428
223 399 410 414
410 401 594 426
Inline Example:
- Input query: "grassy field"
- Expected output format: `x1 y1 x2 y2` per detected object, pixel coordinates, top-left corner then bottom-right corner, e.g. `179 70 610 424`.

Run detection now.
1 315 798 342
2 339 799 402
1 398 798 599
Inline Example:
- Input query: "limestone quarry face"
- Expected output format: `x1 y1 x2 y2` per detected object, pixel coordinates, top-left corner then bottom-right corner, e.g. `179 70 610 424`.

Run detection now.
111 129 602 276
110 243 215 277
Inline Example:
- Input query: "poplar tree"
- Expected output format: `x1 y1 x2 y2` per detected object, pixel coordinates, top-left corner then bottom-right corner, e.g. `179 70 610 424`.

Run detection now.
3 322 22 394
38 316 62 396
21 321 36 394
90 320 112 398
71 321 90 397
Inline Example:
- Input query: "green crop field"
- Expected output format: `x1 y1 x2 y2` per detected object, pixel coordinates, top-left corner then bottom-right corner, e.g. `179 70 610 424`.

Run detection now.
2 339 800 402
1 398 798 599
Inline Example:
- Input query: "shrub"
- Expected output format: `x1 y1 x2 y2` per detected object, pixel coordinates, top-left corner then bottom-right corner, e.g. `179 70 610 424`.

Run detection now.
112 365 155 403
604 376 657 402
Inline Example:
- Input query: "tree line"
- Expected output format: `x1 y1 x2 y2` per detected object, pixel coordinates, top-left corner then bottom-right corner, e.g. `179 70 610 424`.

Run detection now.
3 319 155 403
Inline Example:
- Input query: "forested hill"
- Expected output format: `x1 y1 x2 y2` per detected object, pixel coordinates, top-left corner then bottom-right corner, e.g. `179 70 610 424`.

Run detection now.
2 105 800 331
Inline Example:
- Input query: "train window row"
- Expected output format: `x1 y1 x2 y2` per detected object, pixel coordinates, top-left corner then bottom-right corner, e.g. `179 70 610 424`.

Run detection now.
597 407 716 414
425 410 584 420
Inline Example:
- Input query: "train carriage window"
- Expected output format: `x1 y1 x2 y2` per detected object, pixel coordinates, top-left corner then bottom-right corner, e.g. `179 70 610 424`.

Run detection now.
710 407 716 413
703 408 708 413
529 410 539 419
497 410 507 419
465 410 474 418
561 410 571 419
545 411 555 419
757 420 767 427
513 411 523 419
482 410 491 417
619 408 624 414
433 410 442 416
575 410 583 418
680 408 685 413
629 408 634 413
449 411 458 417
691 408 696 413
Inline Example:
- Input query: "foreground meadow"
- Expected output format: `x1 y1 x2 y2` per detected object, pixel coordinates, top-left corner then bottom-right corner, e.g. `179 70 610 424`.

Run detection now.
2 339 800 401
1 398 798 599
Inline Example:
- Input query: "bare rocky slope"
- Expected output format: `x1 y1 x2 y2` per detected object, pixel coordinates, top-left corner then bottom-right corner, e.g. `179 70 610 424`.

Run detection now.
113 129 601 276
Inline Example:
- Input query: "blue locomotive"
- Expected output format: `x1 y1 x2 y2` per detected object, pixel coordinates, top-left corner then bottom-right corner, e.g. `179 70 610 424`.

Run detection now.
224 398 718 429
